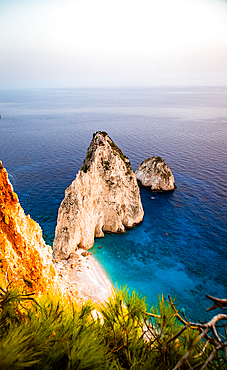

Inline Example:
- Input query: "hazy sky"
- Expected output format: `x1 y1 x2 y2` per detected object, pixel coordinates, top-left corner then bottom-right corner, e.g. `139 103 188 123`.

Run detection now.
0 0 227 88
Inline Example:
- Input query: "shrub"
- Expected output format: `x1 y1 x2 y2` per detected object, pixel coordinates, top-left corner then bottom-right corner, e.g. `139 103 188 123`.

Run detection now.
0 283 226 369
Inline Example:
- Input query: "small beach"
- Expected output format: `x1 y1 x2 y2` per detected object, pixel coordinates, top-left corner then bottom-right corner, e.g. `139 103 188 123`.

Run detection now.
54 248 113 303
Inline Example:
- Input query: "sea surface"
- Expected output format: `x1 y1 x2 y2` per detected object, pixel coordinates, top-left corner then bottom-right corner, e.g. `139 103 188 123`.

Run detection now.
0 86 226 321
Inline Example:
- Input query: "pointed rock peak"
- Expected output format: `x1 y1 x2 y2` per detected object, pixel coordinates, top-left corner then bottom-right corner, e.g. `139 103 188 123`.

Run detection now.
80 131 133 175
53 132 144 260
135 156 176 192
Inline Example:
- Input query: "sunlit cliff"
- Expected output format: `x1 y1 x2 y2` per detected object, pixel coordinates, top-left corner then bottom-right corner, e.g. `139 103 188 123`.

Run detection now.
0 161 59 293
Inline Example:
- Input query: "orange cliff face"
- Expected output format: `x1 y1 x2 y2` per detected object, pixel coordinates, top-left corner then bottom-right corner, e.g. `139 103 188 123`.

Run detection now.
0 161 59 294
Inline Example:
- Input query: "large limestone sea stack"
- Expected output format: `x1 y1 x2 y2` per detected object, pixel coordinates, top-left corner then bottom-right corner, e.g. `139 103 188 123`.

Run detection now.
53 131 144 260
135 156 176 192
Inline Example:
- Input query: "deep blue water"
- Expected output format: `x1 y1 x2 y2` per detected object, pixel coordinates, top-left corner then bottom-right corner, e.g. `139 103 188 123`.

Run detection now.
0 86 226 321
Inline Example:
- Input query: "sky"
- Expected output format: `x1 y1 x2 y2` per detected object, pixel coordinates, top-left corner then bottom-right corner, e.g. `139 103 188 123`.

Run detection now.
0 0 227 89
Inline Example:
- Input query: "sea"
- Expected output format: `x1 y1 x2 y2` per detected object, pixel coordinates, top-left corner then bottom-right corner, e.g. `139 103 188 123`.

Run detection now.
0 86 226 321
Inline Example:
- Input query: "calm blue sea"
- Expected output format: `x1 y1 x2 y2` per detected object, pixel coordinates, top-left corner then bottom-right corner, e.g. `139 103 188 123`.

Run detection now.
0 86 226 320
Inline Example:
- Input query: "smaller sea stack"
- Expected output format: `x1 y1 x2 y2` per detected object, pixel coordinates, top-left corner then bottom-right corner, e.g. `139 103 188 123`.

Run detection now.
135 156 176 192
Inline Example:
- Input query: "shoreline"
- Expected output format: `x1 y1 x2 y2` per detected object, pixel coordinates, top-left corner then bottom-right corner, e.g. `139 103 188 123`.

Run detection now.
54 248 113 303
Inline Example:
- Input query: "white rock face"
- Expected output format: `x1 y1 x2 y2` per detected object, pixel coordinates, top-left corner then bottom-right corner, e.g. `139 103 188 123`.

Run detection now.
53 132 144 260
135 156 175 192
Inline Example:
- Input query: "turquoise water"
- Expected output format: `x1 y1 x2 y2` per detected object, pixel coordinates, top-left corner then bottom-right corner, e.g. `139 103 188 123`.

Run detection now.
0 86 226 321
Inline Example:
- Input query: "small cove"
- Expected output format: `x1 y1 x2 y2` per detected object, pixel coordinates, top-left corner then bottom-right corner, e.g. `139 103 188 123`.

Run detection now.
0 86 226 321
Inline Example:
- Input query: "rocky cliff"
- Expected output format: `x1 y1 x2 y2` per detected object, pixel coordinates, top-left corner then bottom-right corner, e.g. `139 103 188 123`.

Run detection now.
135 156 176 192
0 161 59 293
53 131 144 260
0 161 113 302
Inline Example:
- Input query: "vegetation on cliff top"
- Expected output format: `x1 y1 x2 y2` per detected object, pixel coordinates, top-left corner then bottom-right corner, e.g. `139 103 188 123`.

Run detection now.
0 280 226 370
81 131 133 174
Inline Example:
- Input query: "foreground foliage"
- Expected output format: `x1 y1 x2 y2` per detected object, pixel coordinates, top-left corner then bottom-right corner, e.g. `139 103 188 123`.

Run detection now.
0 282 226 369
